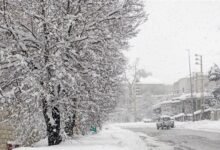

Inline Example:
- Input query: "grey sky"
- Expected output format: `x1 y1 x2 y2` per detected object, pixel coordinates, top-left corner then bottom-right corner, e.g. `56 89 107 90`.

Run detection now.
125 0 220 84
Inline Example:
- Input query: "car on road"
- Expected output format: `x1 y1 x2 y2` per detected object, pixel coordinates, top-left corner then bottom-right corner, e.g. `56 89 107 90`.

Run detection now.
156 115 173 130
142 118 153 123
170 117 175 128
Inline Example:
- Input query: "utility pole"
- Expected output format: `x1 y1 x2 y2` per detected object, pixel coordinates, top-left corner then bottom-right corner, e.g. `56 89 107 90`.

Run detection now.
195 54 204 120
133 59 138 122
195 72 198 93
195 72 198 111
186 50 194 121
133 83 137 122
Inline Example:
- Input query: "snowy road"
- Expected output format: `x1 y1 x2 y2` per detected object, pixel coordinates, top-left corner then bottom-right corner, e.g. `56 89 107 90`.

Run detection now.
127 127 220 150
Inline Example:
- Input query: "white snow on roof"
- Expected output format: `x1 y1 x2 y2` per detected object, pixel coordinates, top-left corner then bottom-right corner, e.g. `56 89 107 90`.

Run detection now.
153 92 213 109
173 113 185 118
172 92 213 101
152 103 161 109
139 76 163 84
153 99 181 109
160 115 171 118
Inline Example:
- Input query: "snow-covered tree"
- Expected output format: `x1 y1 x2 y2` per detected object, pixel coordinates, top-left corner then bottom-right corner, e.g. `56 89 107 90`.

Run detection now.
208 64 220 82
208 64 220 106
0 0 146 146
118 58 151 121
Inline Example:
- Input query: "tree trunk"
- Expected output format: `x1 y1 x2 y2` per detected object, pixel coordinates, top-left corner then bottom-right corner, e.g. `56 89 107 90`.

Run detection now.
42 97 62 146
64 98 77 136
64 113 76 136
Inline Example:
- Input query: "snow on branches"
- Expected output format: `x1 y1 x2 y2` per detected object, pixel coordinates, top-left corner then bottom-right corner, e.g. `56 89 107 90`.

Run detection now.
208 64 220 106
0 0 146 146
208 64 220 82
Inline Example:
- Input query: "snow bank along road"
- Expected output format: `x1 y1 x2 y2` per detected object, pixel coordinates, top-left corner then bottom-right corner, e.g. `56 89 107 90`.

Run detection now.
16 125 147 150
123 125 220 150
16 121 220 150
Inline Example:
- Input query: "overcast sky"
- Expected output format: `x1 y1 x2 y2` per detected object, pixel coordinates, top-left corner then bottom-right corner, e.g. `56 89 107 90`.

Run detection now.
125 0 220 84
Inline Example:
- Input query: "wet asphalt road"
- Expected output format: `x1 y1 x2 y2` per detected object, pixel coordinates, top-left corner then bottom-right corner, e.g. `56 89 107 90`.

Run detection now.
126 127 220 150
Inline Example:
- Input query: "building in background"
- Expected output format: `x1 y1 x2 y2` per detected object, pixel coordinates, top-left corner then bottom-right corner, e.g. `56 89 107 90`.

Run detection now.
152 93 215 121
172 75 217 95
136 76 172 96
110 76 173 122
152 74 220 121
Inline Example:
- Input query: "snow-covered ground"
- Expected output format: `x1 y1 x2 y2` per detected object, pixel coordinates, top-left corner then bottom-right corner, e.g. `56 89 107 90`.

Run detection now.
16 125 147 150
115 120 220 150
15 120 220 150
114 122 156 129
135 132 174 150
115 120 220 133
176 120 220 133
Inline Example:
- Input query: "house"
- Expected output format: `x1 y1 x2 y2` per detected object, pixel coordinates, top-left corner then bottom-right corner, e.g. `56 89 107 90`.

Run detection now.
173 75 218 95
137 76 172 96
153 98 193 117
152 93 214 121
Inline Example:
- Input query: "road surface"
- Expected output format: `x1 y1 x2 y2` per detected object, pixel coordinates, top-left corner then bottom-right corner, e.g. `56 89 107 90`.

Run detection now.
126 126 220 150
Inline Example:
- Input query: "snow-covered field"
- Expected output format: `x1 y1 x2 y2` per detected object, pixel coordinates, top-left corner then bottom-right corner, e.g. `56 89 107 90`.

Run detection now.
16 125 147 150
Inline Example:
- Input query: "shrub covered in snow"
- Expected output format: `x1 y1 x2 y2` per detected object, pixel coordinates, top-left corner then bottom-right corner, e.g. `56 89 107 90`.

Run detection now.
208 64 220 107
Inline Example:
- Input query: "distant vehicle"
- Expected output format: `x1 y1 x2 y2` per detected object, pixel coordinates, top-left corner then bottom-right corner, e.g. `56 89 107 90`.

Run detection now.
142 118 153 123
156 115 173 130
170 117 175 128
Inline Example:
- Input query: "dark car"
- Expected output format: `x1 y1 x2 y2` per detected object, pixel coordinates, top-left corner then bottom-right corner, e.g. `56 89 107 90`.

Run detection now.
170 117 175 128
156 115 173 130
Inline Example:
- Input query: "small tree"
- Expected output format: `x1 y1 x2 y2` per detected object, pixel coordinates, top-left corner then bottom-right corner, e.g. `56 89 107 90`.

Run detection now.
208 64 220 82
123 58 151 121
